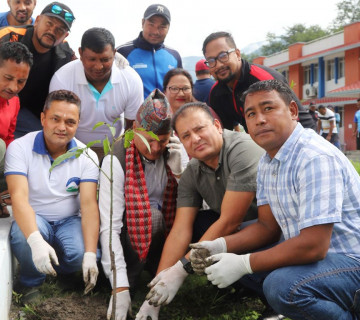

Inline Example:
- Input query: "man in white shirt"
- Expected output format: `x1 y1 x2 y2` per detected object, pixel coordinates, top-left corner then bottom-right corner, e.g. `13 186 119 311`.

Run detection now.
317 104 340 149
99 89 184 320
6 90 100 300
49 27 143 157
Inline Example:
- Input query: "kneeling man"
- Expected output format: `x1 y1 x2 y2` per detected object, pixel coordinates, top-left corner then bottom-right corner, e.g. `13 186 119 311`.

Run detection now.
6 90 100 297
191 80 360 320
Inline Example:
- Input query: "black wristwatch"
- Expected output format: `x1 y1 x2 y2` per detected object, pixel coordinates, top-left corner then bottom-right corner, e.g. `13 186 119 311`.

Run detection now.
180 257 194 274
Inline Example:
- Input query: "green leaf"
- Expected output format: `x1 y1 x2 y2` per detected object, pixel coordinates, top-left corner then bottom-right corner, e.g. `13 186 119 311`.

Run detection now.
109 126 116 137
86 140 101 148
50 149 77 172
147 131 159 141
134 132 151 153
92 122 105 130
112 117 121 126
75 149 84 158
103 136 110 155
135 127 146 132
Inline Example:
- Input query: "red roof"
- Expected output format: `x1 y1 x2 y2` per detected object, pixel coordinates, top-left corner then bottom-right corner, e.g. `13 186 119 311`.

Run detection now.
327 81 360 97
302 96 356 106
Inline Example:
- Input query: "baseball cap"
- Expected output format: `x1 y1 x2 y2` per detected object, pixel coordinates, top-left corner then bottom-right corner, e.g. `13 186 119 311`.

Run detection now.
195 59 209 72
136 89 172 135
41 2 75 30
143 4 171 24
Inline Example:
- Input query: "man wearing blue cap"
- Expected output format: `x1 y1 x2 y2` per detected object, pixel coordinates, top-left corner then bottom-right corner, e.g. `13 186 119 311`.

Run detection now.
117 4 182 99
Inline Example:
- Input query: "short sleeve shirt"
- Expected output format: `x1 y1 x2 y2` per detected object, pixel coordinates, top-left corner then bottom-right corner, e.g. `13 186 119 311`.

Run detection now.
5 131 99 221
256 124 360 258
354 110 360 132
177 130 264 214
49 60 144 145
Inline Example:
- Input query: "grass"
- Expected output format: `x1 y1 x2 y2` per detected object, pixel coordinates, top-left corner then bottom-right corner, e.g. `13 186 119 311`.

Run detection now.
350 160 360 175
12 269 290 320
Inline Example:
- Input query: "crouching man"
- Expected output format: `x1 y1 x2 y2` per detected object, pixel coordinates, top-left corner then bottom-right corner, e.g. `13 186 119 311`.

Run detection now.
6 90 100 299
99 89 184 320
191 80 360 320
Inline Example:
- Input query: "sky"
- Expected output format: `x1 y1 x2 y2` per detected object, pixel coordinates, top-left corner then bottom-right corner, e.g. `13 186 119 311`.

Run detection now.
1 0 341 57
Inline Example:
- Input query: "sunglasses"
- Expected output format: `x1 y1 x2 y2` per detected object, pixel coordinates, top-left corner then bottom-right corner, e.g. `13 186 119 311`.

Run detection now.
51 4 74 23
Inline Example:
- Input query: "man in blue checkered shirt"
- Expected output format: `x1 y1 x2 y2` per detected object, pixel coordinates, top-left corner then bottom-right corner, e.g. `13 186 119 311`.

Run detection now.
190 79 360 320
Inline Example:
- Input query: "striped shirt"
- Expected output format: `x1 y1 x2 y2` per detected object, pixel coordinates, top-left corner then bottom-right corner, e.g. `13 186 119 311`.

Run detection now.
257 123 360 258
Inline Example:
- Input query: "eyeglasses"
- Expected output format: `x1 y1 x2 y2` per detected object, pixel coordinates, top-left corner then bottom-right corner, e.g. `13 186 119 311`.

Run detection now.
51 4 75 23
167 86 192 94
205 48 236 68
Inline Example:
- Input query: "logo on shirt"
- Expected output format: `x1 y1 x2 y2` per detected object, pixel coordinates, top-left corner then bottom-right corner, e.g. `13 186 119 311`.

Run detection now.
66 177 80 193
133 63 148 69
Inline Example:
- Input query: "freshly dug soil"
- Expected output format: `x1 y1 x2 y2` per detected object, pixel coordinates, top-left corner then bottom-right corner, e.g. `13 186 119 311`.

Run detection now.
23 295 108 320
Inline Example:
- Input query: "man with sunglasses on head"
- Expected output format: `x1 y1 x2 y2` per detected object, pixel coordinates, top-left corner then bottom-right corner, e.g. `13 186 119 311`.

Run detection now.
0 1 76 138
203 31 316 133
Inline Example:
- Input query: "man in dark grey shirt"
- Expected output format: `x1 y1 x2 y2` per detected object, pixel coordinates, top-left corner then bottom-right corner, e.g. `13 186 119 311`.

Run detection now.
135 102 264 319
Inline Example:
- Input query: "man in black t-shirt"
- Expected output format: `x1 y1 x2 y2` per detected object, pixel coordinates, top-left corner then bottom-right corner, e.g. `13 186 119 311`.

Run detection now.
0 2 76 137
203 31 316 132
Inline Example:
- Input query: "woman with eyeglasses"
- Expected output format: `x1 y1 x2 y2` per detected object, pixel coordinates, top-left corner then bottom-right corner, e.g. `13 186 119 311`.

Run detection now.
163 68 195 114
163 68 222 124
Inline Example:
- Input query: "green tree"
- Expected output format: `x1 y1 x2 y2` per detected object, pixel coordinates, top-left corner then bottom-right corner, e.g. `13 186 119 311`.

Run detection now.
260 24 330 56
331 0 360 31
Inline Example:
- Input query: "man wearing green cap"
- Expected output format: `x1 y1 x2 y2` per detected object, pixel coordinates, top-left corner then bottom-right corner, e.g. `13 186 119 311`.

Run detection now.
99 89 186 320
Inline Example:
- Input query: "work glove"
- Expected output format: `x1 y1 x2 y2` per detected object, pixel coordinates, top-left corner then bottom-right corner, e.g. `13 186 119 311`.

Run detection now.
114 52 129 69
27 230 58 276
205 253 253 288
135 300 160 320
145 260 187 306
189 237 227 275
82 252 99 294
107 290 132 320
167 136 184 176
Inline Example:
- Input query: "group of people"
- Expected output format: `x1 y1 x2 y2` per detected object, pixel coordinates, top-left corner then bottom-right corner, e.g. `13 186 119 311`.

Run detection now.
1 2 360 320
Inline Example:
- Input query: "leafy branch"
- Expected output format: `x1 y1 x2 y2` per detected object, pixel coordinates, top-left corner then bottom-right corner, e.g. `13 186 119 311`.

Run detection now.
49 119 158 320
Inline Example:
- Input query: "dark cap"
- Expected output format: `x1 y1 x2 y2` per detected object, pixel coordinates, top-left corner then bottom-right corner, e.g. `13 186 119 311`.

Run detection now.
136 89 172 135
143 4 171 24
41 2 75 30
318 104 325 109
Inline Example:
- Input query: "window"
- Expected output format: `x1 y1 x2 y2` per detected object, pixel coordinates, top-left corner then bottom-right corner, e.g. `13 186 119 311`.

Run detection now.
313 63 318 83
327 59 335 81
338 57 344 78
304 66 310 84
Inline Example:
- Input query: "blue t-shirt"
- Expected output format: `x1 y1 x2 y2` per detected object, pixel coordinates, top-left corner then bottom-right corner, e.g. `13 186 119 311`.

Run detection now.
0 11 35 27
354 110 360 132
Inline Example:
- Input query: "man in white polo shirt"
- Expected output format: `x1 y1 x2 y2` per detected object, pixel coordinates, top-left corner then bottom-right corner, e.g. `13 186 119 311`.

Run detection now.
49 27 143 158
5 90 100 300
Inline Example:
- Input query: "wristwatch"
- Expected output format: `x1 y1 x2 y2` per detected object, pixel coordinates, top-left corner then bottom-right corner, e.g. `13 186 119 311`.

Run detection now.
180 257 194 274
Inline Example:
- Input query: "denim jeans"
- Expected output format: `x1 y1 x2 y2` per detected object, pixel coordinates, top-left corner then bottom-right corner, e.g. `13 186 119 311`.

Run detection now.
240 253 360 320
11 215 84 287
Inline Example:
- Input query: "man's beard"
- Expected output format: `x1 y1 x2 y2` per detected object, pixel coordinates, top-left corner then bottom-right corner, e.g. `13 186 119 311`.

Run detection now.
36 34 56 50
218 71 236 84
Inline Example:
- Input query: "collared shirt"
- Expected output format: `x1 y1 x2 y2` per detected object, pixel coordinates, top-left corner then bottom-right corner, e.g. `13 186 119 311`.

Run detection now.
177 130 264 218
5 131 99 221
257 123 360 258
49 59 144 146
0 95 20 146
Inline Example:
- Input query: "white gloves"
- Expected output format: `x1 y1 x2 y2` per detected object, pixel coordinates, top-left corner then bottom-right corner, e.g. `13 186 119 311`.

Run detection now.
82 252 99 294
189 237 227 275
114 52 129 69
167 136 184 176
27 230 58 276
135 300 160 320
205 253 253 288
145 260 187 306
107 290 131 320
